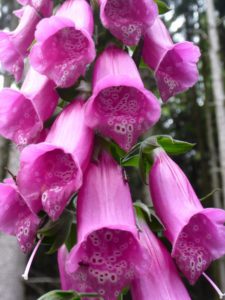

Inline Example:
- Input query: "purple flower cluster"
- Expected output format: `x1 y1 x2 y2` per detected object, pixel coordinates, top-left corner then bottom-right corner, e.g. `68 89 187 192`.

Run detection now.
0 0 223 299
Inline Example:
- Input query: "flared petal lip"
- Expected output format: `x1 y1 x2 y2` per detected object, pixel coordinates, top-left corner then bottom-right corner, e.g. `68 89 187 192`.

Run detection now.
99 0 158 46
31 17 96 87
18 142 83 215
34 16 75 42
66 224 139 274
86 75 161 129
155 42 201 101
172 209 225 284
155 41 201 74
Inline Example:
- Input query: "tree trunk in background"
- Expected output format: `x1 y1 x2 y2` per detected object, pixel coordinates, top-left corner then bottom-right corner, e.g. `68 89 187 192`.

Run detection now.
206 0 225 291
206 0 225 209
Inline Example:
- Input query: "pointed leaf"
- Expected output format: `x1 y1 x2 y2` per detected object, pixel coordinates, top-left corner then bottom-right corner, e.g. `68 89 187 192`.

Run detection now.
38 290 79 300
155 0 171 14
156 135 195 155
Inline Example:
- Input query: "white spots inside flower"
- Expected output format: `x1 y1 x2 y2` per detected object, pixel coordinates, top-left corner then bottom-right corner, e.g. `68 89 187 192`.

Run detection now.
71 229 139 297
104 0 143 44
206 234 212 240
193 225 199 231
16 216 38 253
27 150 78 220
41 27 91 87
98 289 105 296
163 74 178 93
95 86 151 150
173 214 213 284
41 192 48 204
114 291 120 297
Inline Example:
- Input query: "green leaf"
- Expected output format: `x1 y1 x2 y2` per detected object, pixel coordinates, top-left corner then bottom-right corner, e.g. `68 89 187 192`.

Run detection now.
134 202 164 233
65 222 77 252
38 290 79 300
155 0 171 14
156 135 195 155
132 38 144 68
38 290 101 300
121 154 140 167
134 201 152 221
96 135 126 164
38 209 74 254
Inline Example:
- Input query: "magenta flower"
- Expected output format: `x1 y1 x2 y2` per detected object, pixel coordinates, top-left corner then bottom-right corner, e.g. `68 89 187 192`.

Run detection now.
98 0 158 46
17 100 94 221
131 219 191 300
58 246 100 299
30 0 96 88
17 0 53 17
142 18 201 102
85 46 161 151
66 152 145 299
0 5 41 81
149 148 225 284
0 178 40 253
0 68 58 147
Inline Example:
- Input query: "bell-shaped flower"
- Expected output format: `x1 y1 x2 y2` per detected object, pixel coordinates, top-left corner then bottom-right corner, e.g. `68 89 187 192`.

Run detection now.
17 100 94 221
98 0 158 46
16 0 53 17
85 46 161 151
149 148 225 284
0 5 41 81
0 178 40 253
131 219 191 300
0 68 58 147
142 18 201 102
30 0 96 88
66 152 145 300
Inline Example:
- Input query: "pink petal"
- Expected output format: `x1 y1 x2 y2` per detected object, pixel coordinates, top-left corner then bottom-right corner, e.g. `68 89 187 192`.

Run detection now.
143 18 201 101
0 69 58 147
66 153 145 299
99 0 158 45
172 209 225 284
131 219 191 300
0 6 40 81
156 42 201 101
18 101 94 220
149 148 203 242
0 179 40 253
85 47 161 151
149 149 225 284
16 0 53 17
0 88 42 145
30 0 95 88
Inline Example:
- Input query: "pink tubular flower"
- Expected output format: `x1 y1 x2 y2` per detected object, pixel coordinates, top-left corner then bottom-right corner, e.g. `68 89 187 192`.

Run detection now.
0 5 41 81
30 0 96 88
131 219 191 300
98 0 158 46
0 178 40 253
0 68 58 147
17 100 94 221
66 152 145 299
16 0 53 17
143 18 201 102
149 148 225 284
85 46 161 151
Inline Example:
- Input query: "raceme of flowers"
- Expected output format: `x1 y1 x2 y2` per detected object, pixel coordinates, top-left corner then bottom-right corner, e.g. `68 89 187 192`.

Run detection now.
0 0 224 299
